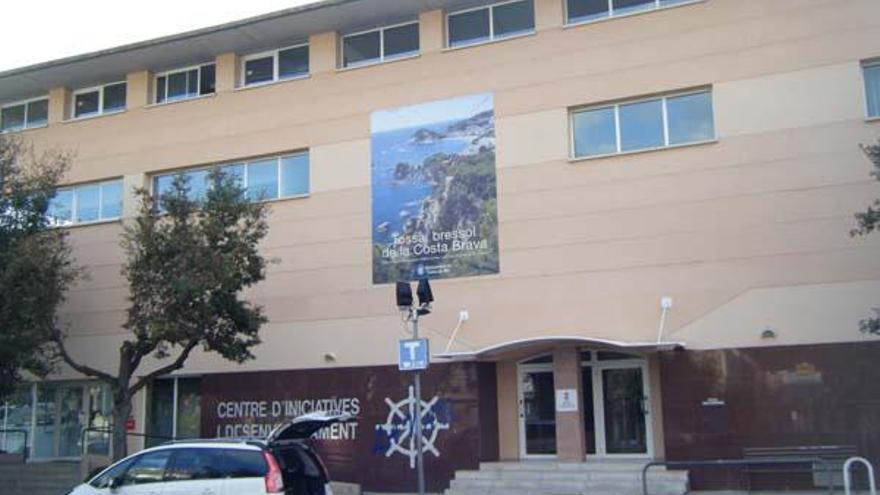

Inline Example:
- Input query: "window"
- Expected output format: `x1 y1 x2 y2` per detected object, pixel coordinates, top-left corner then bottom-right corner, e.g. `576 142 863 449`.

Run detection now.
121 450 172 485
1 97 48 133
223 449 268 478
166 449 224 481
571 89 714 158
566 0 695 24
242 44 309 86
343 22 419 68
447 0 535 48
47 179 124 226
864 61 880 118
156 64 216 104
152 152 309 209
146 377 202 448
73 82 126 118
89 458 137 489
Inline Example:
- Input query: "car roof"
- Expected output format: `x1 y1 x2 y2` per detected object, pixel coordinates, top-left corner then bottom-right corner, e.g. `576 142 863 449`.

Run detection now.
141 440 265 453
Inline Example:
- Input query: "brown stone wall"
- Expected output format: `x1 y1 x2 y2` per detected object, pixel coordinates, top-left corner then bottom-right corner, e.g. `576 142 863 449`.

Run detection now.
660 341 880 489
200 362 494 492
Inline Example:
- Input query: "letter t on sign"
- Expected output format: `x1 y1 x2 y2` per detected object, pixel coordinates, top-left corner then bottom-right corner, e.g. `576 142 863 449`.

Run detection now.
398 339 429 371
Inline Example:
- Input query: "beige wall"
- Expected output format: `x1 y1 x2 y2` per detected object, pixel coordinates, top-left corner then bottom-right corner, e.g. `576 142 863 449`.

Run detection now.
496 361 519 460
16 0 880 380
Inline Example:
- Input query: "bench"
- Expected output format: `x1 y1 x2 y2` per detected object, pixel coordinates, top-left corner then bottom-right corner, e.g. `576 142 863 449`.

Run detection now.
743 445 858 490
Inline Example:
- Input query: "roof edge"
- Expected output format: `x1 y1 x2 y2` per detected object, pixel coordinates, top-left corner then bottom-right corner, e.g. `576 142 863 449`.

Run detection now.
435 335 686 361
0 0 359 81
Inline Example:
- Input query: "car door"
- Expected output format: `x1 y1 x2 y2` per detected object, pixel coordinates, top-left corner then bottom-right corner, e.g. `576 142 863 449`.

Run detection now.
221 447 270 495
113 449 173 495
162 447 227 495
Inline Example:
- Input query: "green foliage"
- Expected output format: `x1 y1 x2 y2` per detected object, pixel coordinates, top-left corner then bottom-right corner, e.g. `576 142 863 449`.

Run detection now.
122 168 269 366
852 140 880 335
0 136 76 399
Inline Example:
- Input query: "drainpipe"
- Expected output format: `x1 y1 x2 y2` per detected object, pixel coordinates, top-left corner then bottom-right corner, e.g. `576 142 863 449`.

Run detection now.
656 297 673 344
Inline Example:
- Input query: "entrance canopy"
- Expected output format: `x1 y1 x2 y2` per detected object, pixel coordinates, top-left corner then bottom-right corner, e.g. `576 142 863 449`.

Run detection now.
434 336 685 361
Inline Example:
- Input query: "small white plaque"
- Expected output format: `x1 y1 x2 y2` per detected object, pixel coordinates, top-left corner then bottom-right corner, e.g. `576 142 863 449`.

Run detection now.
555 389 578 412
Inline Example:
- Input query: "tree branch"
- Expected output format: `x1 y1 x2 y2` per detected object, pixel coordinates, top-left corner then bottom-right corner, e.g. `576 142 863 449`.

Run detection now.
52 329 116 384
130 339 199 395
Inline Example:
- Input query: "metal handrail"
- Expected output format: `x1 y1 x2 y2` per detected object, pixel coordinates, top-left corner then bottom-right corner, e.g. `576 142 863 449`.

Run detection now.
844 456 877 495
81 427 178 459
0 428 28 462
642 458 835 495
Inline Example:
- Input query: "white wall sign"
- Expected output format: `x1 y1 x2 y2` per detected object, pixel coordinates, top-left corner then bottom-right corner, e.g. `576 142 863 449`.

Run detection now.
555 389 578 412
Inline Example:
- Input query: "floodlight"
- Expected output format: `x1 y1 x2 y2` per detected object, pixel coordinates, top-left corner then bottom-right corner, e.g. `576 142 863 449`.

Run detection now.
396 281 413 308
417 279 433 306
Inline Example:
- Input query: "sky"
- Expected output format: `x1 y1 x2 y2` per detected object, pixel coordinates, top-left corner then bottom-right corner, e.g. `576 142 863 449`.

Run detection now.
0 0 323 72
371 93 494 133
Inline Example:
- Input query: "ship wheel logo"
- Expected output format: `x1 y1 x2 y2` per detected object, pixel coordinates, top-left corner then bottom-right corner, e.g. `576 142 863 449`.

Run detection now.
374 386 451 468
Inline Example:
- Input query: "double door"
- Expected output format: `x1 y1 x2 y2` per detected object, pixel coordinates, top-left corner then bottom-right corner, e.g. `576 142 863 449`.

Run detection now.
517 355 651 459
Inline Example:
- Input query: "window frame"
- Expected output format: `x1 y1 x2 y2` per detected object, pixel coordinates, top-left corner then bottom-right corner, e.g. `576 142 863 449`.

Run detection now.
446 0 536 49
151 151 311 208
49 178 124 227
563 0 704 27
863 59 880 120
341 20 420 69
153 63 216 105
240 42 310 88
569 87 716 160
0 96 49 133
71 81 127 119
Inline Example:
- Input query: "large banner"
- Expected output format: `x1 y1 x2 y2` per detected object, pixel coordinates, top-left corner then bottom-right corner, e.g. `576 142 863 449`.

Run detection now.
370 93 500 284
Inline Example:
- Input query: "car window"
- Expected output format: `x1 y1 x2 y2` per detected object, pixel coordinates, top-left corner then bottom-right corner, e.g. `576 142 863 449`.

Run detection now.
89 457 136 489
166 448 225 481
223 449 268 478
121 449 172 485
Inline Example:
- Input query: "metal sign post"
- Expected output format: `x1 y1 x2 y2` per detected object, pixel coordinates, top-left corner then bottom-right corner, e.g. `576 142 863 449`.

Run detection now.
396 278 433 495
410 309 426 495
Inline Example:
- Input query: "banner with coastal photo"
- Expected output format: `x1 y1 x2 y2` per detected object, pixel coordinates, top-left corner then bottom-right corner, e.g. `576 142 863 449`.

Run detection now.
370 93 499 284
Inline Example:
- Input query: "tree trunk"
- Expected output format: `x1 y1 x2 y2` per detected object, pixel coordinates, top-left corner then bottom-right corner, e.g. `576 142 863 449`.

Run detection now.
111 392 132 461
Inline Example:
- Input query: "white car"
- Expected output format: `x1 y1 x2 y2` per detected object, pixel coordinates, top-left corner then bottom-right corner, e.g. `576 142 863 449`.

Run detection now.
69 412 350 495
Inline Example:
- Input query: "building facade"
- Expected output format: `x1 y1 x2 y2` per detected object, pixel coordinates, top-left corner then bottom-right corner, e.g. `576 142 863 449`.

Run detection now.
1 0 880 491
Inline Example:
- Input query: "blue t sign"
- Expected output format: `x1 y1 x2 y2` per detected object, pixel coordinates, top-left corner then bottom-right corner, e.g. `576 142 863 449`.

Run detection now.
398 339 429 371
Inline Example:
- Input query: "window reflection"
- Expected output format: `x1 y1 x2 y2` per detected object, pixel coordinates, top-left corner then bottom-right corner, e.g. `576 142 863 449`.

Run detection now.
619 99 664 152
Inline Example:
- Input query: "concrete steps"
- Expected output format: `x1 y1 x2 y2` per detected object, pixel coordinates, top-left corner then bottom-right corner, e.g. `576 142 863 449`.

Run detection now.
444 460 689 495
0 461 82 495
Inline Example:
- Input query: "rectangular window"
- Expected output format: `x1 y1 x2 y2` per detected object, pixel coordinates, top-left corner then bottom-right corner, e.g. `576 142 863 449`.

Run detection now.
864 61 880 118
47 179 124 226
242 44 309 87
1 97 48 133
566 0 694 25
145 377 201 448
155 63 215 104
571 89 714 158
342 22 419 68
278 46 309 79
73 82 126 118
448 0 534 48
152 152 310 208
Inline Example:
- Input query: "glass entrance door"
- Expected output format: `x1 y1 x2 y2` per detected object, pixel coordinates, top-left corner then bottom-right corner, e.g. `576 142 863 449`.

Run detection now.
601 367 648 454
518 361 557 457
581 351 652 457
34 383 86 459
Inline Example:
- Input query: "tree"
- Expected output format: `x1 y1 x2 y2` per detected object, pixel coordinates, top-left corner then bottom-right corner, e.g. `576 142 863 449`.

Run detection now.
53 170 270 459
0 135 77 400
852 139 880 335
